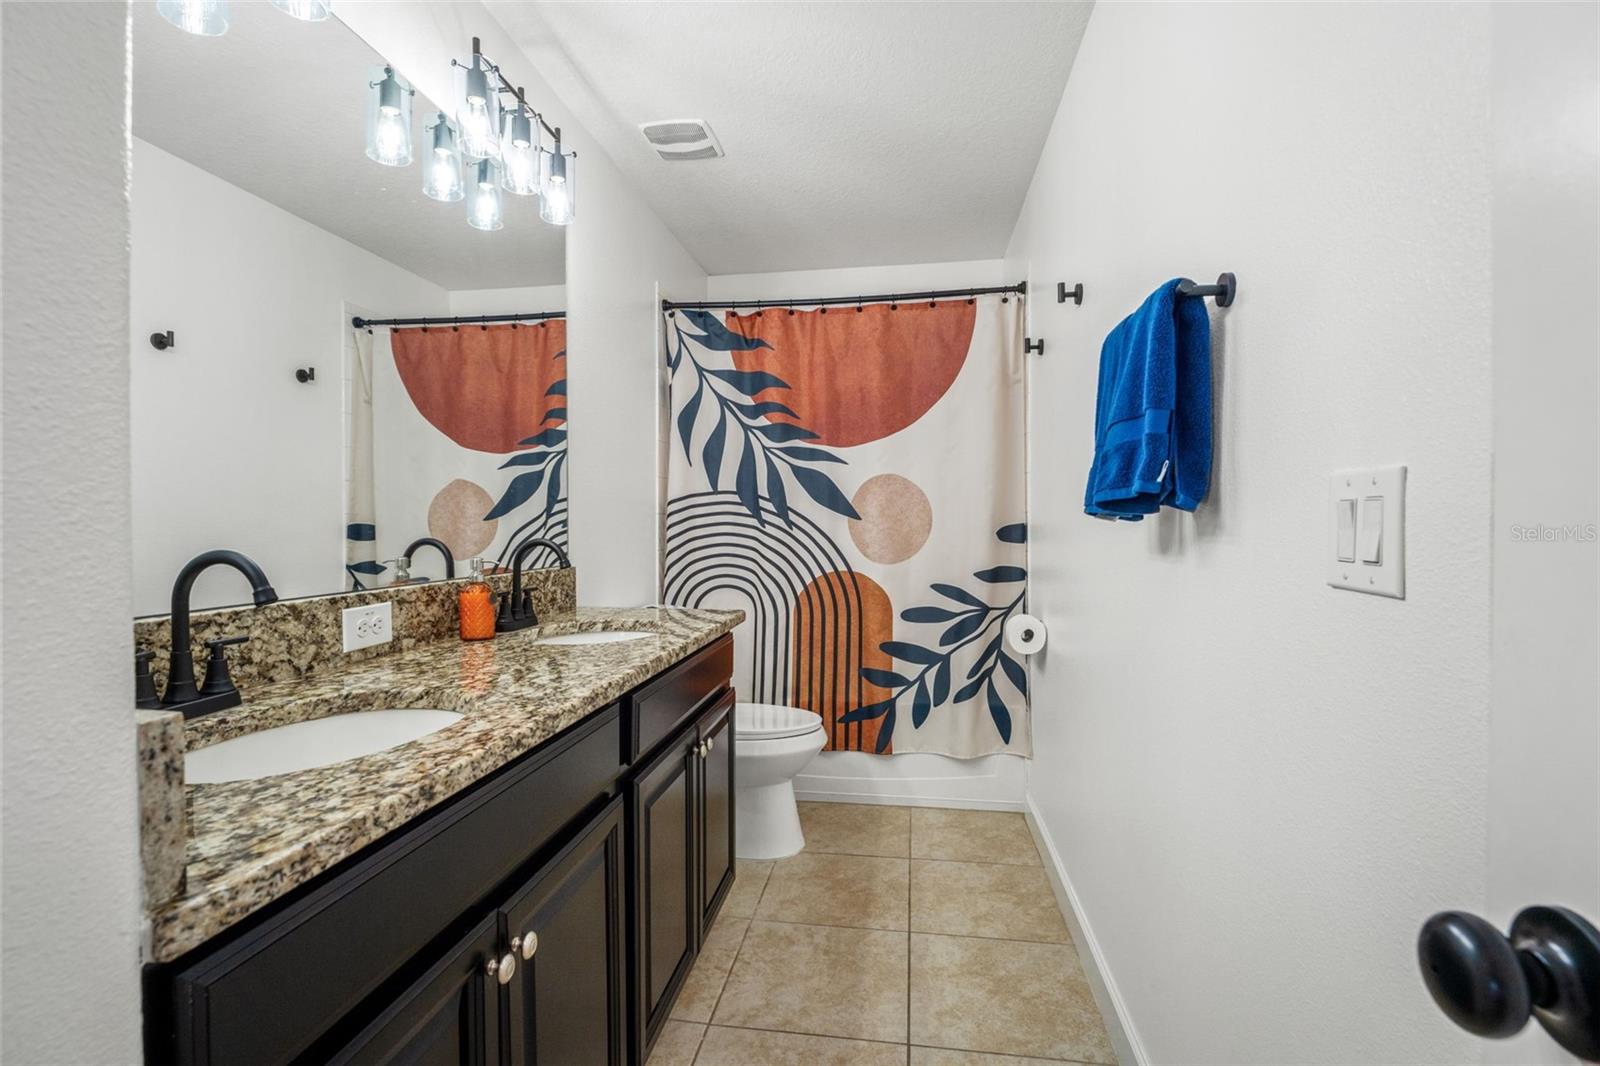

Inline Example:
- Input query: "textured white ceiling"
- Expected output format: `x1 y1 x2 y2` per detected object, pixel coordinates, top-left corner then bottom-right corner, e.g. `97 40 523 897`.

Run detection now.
485 0 1092 275
132 1 564 290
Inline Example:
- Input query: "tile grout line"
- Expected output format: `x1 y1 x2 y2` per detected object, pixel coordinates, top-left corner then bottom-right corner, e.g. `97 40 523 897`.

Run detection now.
740 912 1074 948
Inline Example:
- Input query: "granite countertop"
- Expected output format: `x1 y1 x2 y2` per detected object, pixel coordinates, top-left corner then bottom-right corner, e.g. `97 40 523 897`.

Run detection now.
146 606 742 964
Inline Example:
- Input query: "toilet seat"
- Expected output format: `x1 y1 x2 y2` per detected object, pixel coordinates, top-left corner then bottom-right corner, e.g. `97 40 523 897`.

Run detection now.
737 703 823 741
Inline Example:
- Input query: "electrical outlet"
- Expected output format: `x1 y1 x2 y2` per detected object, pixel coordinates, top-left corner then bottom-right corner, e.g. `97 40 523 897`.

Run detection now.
342 601 393 652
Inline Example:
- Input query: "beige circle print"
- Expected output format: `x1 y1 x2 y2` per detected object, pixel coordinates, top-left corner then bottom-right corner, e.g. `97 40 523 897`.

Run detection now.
427 478 499 560
848 473 933 564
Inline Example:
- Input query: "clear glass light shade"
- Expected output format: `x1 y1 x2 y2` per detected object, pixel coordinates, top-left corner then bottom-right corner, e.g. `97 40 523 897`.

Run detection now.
538 145 576 226
156 0 229 36
365 68 413 168
270 0 332 20
466 159 505 231
422 114 464 202
499 110 540 196
454 62 501 162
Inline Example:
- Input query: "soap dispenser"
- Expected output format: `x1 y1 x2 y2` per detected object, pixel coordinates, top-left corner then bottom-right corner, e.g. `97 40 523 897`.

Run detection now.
458 558 496 641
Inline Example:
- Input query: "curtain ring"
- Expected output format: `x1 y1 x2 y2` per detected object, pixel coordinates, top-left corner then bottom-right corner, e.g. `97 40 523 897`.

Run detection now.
928 298 936 308
1001 295 1009 303
820 306 828 314
452 324 459 331
890 301 899 311
787 308 795 316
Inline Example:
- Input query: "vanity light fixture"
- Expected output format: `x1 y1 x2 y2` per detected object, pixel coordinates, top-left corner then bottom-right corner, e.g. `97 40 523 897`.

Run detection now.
270 0 332 21
466 158 505 231
454 52 501 162
499 90 541 197
421 113 465 202
538 135 576 226
156 0 229 36
365 67 415 168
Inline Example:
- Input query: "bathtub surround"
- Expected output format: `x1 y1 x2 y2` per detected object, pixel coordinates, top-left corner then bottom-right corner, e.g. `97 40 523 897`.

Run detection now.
134 568 575 694
145 605 741 962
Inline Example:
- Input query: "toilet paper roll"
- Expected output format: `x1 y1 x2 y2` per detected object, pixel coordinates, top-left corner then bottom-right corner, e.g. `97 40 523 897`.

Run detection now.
1005 613 1047 656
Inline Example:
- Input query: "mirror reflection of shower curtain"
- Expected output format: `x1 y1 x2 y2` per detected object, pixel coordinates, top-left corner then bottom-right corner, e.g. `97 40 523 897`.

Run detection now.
344 327 382 589
663 295 1029 759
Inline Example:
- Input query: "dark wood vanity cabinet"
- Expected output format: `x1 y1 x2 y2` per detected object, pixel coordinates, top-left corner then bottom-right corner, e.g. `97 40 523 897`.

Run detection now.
143 635 735 1066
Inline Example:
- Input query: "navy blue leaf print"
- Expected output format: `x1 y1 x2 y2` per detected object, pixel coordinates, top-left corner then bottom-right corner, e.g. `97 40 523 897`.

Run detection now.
545 380 566 396
911 678 931 727
902 605 958 623
736 400 799 419
347 559 387 575
881 640 941 665
541 406 567 424
346 523 376 541
998 651 1028 697
677 381 703 463
485 469 547 520
703 411 727 491
953 673 986 704
517 427 566 448
546 456 564 517
750 422 819 443
707 368 789 396
839 698 894 723
680 309 774 351
499 451 557 469
967 635 1001 678
986 680 1013 743
996 523 1028 543
932 658 951 705
788 464 861 520
765 454 789 523
940 611 986 647
735 435 762 522
776 445 846 464
861 666 911 689
973 565 1028 583
932 583 989 609
875 707 896 753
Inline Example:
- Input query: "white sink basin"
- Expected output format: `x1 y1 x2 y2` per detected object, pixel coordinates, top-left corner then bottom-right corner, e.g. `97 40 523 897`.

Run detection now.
536 630 652 646
185 709 464 784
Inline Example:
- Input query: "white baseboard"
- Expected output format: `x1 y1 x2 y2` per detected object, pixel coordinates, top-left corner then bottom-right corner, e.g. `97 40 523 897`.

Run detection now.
1024 793 1148 1066
793 751 1026 811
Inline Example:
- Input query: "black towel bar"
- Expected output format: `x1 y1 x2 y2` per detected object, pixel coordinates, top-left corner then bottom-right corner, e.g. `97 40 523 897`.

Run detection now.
1176 272 1237 307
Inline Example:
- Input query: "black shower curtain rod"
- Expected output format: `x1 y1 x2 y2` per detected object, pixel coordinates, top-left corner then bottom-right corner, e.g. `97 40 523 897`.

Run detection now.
351 311 565 329
661 282 1027 312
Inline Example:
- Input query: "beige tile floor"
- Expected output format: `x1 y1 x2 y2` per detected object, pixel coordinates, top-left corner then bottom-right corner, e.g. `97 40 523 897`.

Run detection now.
649 803 1118 1066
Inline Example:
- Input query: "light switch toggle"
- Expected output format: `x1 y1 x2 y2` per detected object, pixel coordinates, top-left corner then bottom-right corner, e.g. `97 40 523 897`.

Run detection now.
1360 497 1384 564
1337 499 1357 562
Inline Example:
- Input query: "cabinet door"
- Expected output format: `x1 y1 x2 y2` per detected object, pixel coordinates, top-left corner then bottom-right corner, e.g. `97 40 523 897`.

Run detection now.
326 914 501 1066
698 693 736 937
503 797 625 1066
629 728 699 1053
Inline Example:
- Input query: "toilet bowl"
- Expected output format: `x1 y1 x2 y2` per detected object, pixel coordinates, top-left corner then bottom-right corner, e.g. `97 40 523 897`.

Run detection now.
735 702 826 860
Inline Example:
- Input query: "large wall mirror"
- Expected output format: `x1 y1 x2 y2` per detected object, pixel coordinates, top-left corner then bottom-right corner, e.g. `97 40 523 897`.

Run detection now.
130 2 568 614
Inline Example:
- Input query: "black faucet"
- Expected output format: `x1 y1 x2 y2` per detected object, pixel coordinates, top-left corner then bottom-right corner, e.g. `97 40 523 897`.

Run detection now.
497 536 571 633
159 550 277 718
402 536 455 580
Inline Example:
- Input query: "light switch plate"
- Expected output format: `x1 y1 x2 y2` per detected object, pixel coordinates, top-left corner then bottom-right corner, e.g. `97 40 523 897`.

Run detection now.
1328 465 1405 599
342 601 393 652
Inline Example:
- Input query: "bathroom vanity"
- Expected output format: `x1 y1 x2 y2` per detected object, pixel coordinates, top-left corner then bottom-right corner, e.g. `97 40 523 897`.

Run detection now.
140 608 740 1066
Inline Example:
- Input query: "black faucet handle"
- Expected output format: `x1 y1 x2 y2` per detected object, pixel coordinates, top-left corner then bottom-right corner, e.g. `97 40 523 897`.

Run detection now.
199 635 249 697
134 646 159 709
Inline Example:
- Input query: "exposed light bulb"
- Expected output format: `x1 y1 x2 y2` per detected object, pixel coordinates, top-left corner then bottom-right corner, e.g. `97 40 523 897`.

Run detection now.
467 159 504 231
422 114 463 202
365 68 413 168
539 142 575 226
456 63 501 161
500 108 540 196
156 0 229 36
270 0 332 21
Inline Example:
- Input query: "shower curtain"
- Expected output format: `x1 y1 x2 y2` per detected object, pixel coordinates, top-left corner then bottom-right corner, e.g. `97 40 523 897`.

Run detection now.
663 295 1029 758
344 319 568 587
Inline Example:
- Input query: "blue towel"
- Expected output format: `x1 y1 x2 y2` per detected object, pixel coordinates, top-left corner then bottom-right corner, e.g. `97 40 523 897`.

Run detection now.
1084 279 1212 519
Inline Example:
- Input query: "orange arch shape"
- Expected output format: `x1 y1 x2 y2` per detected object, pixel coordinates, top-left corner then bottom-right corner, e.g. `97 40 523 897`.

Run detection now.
791 570 895 754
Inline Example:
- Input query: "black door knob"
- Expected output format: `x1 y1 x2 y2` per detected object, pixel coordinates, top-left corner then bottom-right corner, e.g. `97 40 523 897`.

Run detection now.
1418 905 1600 1059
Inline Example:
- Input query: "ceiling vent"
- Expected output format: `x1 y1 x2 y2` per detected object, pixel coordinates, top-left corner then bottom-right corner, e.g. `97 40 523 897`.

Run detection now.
639 119 724 161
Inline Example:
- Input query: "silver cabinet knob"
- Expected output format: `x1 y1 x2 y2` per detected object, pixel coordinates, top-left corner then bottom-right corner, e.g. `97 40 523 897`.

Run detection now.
707 736 715 754
486 952 516 985
514 930 538 960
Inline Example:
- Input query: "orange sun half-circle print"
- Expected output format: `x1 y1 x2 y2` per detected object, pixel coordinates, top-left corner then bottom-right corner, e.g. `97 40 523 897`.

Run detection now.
390 320 566 454
792 570 895 753
726 301 974 448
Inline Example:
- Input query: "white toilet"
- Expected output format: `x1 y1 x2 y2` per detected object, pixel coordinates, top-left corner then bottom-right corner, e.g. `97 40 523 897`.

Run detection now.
734 702 827 860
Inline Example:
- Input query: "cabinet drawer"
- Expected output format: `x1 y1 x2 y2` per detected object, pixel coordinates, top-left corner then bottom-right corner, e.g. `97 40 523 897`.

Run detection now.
626 636 731 762
160 706 622 1066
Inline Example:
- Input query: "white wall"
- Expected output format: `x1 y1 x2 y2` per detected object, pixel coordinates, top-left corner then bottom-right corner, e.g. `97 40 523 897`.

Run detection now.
336 1 708 609
1 3 145 1061
1005 4 1493 1062
704 260 1024 809
1486 5 1599 1063
449 284 566 316
131 139 449 614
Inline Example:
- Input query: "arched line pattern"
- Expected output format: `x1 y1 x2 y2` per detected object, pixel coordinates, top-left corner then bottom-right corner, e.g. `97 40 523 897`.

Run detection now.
496 499 570 570
663 492 871 745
